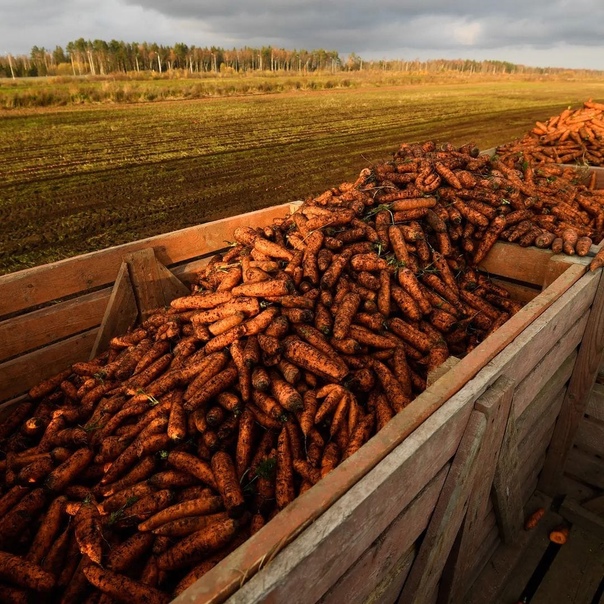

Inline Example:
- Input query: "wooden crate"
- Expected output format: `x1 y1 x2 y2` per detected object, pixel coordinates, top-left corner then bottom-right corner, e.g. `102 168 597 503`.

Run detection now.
0 201 601 604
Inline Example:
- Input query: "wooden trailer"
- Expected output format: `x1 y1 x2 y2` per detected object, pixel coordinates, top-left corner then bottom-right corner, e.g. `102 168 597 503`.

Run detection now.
1 172 604 603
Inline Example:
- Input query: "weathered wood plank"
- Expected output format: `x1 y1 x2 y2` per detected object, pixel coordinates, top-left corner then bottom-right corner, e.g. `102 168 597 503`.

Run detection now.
0 202 299 319
198 383 476 604
539 270 604 494
372 546 416 604
89 262 138 360
440 377 515 604
492 406 524 545
512 314 586 421
559 474 598 503
515 351 576 441
565 447 604 491
479 242 569 287
559 496 604 541
542 254 583 289
586 383 604 422
0 329 98 402
0 288 110 363
573 416 604 456
584 494 604 515
319 465 448 604
398 411 487 603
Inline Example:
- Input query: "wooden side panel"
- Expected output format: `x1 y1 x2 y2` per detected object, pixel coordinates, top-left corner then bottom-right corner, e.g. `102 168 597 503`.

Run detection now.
319 466 448 604
585 383 604 421
540 271 604 495
565 448 604 491
0 329 98 402
0 202 299 319
573 417 604 456
0 288 110 363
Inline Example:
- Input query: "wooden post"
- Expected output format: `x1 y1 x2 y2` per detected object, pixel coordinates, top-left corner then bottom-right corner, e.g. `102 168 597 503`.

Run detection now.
539 272 604 496
491 407 524 544
438 376 515 604
89 262 138 359
398 410 487 603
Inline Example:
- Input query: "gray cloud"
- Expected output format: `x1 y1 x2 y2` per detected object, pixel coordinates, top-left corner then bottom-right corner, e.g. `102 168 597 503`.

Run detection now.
1 0 603 69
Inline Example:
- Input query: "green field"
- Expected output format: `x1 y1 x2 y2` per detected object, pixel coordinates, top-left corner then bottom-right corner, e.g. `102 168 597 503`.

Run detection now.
1 77 604 274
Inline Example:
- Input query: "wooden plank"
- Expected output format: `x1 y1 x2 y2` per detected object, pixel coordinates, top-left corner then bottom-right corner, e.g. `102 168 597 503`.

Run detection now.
398 410 488 604
197 382 476 604
371 546 416 604
427 356 460 387
0 202 298 319
440 377 515 604
565 447 604 491
319 466 448 604
515 351 576 440
0 329 98 402
540 271 604 495
560 496 604 541
479 242 562 287
465 492 556 604
463 523 500 594
492 404 524 545
124 248 189 319
512 315 585 421
584 494 604 515
89 262 138 360
0 288 110 363
586 383 604 422
573 416 604 456
560 475 598 504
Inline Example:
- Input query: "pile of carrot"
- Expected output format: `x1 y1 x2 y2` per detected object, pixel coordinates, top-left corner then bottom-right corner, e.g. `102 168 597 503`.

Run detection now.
2 139 604 601
495 100 604 167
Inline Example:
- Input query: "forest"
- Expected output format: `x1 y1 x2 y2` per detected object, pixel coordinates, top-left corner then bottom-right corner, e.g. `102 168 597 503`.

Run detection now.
2 39 601 79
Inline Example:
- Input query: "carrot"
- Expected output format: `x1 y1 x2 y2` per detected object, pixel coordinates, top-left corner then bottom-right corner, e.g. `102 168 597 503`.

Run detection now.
26 495 67 565
100 482 155 516
282 336 349 382
397 268 431 315
75 500 103 564
387 317 432 353
344 413 375 460
211 452 246 518
270 371 303 413
29 369 72 400
236 409 256 479
107 532 155 573
0 488 46 546
320 442 340 478
0 552 56 592
170 291 233 311
152 510 230 539
83 565 170 604
184 364 238 412
157 517 240 571
549 524 570 545
275 428 295 509
0 485 29 517
18 456 55 485
167 451 218 491
524 507 546 530
576 236 593 256
372 359 411 413
330 391 351 437
147 470 197 490
321 249 353 290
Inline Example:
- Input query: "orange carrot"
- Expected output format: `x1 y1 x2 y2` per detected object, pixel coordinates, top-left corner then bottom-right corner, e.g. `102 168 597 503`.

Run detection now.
74 500 103 564
211 452 246 518
0 552 56 592
107 532 155 573
83 565 170 604
167 451 218 491
276 428 295 509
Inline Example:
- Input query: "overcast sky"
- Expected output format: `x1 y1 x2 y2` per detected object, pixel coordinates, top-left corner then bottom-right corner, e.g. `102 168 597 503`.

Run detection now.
1 0 603 70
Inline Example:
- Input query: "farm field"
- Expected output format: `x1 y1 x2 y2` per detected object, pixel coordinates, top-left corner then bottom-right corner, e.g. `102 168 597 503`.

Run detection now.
1 77 604 274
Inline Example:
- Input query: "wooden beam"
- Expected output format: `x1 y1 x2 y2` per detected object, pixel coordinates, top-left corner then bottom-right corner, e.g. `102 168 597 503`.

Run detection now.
539 271 604 496
398 410 487 603
492 399 524 545
89 262 138 359
439 376 515 604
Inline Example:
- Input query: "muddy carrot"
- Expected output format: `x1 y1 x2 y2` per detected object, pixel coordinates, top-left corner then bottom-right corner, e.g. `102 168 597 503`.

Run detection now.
236 408 256 479
165 451 217 491
372 359 411 413
184 364 239 412
75 500 103 564
26 495 67 565
282 336 349 382
276 428 295 509
107 532 155 573
83 565 170 604
211 452 246 518
0 552 56 592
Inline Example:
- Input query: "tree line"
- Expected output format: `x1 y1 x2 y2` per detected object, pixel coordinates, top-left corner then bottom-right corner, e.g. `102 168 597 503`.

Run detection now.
1 39 602 78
